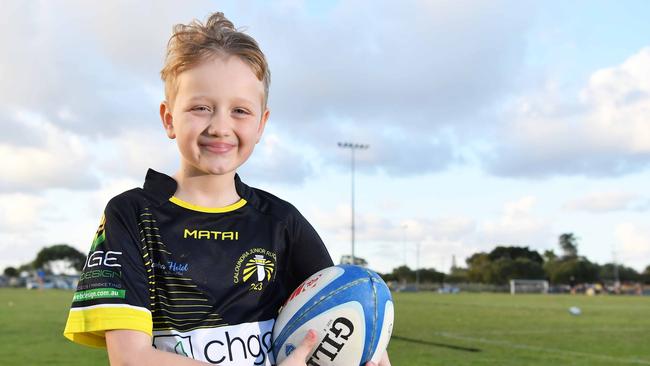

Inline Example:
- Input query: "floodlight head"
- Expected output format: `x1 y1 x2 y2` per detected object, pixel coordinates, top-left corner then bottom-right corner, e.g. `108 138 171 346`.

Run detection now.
337 142 369 149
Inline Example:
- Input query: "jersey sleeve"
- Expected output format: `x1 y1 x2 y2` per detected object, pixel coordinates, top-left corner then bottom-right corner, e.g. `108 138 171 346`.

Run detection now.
286 207 334 290
63 197 152 348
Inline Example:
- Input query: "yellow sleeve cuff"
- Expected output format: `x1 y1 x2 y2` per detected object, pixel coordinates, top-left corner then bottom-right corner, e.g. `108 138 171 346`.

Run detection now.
63 305 153 348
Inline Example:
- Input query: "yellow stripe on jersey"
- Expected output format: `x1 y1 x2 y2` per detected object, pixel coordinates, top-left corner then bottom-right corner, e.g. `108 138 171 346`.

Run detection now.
63 305 152 348
169 196 247 213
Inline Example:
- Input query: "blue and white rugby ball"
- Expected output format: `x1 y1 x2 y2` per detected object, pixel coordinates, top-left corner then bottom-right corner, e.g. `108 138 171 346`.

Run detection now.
272 265 393 365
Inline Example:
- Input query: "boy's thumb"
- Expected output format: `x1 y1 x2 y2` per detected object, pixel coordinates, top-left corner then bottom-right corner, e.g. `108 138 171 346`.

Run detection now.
285 329 318 362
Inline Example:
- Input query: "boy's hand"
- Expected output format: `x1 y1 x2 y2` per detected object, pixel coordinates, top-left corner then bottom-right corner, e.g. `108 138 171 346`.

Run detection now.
366 350 391 366
278 329 319 366
277 330 390 366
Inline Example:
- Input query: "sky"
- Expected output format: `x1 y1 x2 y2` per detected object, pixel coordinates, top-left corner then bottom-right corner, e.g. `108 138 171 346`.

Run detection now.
2 0 650 274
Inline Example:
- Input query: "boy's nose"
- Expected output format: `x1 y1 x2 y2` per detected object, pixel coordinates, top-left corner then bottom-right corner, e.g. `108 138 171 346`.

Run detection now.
205 112 232 136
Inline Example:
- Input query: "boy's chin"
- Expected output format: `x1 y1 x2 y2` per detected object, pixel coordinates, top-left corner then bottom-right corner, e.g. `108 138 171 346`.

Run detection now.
200 164 238 176
181 157 243 177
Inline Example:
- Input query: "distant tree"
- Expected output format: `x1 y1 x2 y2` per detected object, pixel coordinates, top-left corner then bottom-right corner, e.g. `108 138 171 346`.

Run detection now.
445 266 468 283
17 263 33 273
542 233 600 284
544 257 599 284
641 265 650 284
417 268 445 284
466 253 491 283
488 246 543 264
466 248 545 285
392 265 415 282
33 244 86 275
483 257 545 285
599 263 640 282
543 250 557 263
559 233 578 258
3 267 18 277
379 272 396 282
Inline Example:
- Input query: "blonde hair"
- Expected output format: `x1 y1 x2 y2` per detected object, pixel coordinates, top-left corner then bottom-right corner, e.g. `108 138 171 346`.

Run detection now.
160 12 270 107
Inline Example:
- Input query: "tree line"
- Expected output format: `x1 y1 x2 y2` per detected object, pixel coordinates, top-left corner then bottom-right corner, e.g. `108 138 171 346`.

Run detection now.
4 235 650 286
380 233 650 285
3 244 85 277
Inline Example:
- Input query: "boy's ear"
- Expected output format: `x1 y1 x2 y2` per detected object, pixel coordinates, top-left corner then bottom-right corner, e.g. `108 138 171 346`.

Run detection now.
256 109 270 143
160 101 175 139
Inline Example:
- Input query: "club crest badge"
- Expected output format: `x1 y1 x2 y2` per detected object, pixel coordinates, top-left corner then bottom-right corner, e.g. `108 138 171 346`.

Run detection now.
233 248 277 291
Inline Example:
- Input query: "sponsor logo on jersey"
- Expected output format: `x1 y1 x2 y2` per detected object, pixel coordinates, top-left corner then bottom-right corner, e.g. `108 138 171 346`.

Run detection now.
153 334 194 358
183 229 239 241
152 260 190 274
233 248 277 291
72 287 126 302
85 250 122 269
90 214 106 251
79 269 122 282
152 319 275 365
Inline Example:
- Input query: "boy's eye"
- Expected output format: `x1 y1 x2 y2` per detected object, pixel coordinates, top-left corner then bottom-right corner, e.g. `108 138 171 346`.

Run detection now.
192 106 212 112
233 108 250 115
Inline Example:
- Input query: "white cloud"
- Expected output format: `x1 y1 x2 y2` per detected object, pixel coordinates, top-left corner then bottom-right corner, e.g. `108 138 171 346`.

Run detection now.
87 177 145 215
0 193 46 232
0 177 145 271
564 191 647 213
309 202 480 272
0 192 60 270
309 195 561 271
239 133 314 184
0 0 536 183
312 204 475 244
488 47 650 177
0 111 97 192
615 223 650 271
100 127 179 179
261 0 532 176
480 196 553 247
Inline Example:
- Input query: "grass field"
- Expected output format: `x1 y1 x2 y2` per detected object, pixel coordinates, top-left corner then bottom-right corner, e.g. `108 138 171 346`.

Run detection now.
1 289 649 365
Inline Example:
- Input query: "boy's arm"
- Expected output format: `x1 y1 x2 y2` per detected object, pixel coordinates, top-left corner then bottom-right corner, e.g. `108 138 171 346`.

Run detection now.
106 330 206 366
106 329 320 366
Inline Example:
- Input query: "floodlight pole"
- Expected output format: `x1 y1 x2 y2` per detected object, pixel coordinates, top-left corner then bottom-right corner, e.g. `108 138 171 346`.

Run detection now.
401 224 408 267
338 142 369 265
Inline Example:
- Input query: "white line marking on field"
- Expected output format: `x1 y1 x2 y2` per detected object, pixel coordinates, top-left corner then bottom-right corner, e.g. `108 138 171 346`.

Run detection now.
436 332 650 365
467 327 649 336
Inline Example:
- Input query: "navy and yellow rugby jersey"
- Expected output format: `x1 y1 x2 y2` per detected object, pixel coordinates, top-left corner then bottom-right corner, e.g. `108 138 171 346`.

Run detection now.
64 169 333 365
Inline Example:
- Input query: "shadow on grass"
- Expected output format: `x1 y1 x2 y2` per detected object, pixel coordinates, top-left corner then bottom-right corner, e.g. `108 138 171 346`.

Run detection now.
392 335 481 353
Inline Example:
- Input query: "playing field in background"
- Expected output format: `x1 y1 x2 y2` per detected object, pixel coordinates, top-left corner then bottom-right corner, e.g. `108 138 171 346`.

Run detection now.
1 289 648 366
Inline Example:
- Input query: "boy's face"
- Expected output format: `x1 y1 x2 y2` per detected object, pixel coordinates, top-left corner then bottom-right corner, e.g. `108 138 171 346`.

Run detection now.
160 55 269 177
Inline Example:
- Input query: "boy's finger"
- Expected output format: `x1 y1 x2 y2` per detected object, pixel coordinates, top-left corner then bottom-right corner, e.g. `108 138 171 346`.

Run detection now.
286 329 318 361
366 350 391 366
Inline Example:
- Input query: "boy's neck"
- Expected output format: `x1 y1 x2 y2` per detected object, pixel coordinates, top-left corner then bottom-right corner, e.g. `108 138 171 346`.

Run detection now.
172 168 241 208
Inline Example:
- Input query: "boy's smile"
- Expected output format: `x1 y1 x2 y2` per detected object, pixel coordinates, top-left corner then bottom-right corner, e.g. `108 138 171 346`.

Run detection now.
160 55 269 177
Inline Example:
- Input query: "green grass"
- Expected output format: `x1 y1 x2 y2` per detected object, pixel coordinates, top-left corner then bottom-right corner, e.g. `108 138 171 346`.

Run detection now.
0 289 107 366
388 292 650 366
0 289 648 365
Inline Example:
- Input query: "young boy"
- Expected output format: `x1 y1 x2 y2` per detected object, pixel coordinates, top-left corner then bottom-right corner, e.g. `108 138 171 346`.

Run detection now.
62 12 337 366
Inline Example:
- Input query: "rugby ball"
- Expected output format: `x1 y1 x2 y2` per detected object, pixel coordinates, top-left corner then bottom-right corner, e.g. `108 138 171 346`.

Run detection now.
568 306 582 316
272 265 393 365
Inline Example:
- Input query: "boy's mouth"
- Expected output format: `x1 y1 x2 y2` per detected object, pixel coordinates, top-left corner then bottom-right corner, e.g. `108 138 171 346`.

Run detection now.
200 141 236 154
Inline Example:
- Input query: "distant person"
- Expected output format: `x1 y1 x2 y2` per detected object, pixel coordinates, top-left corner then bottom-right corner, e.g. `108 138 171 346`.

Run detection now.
569 276 576 295
36 269 45 290
61 12 388 366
